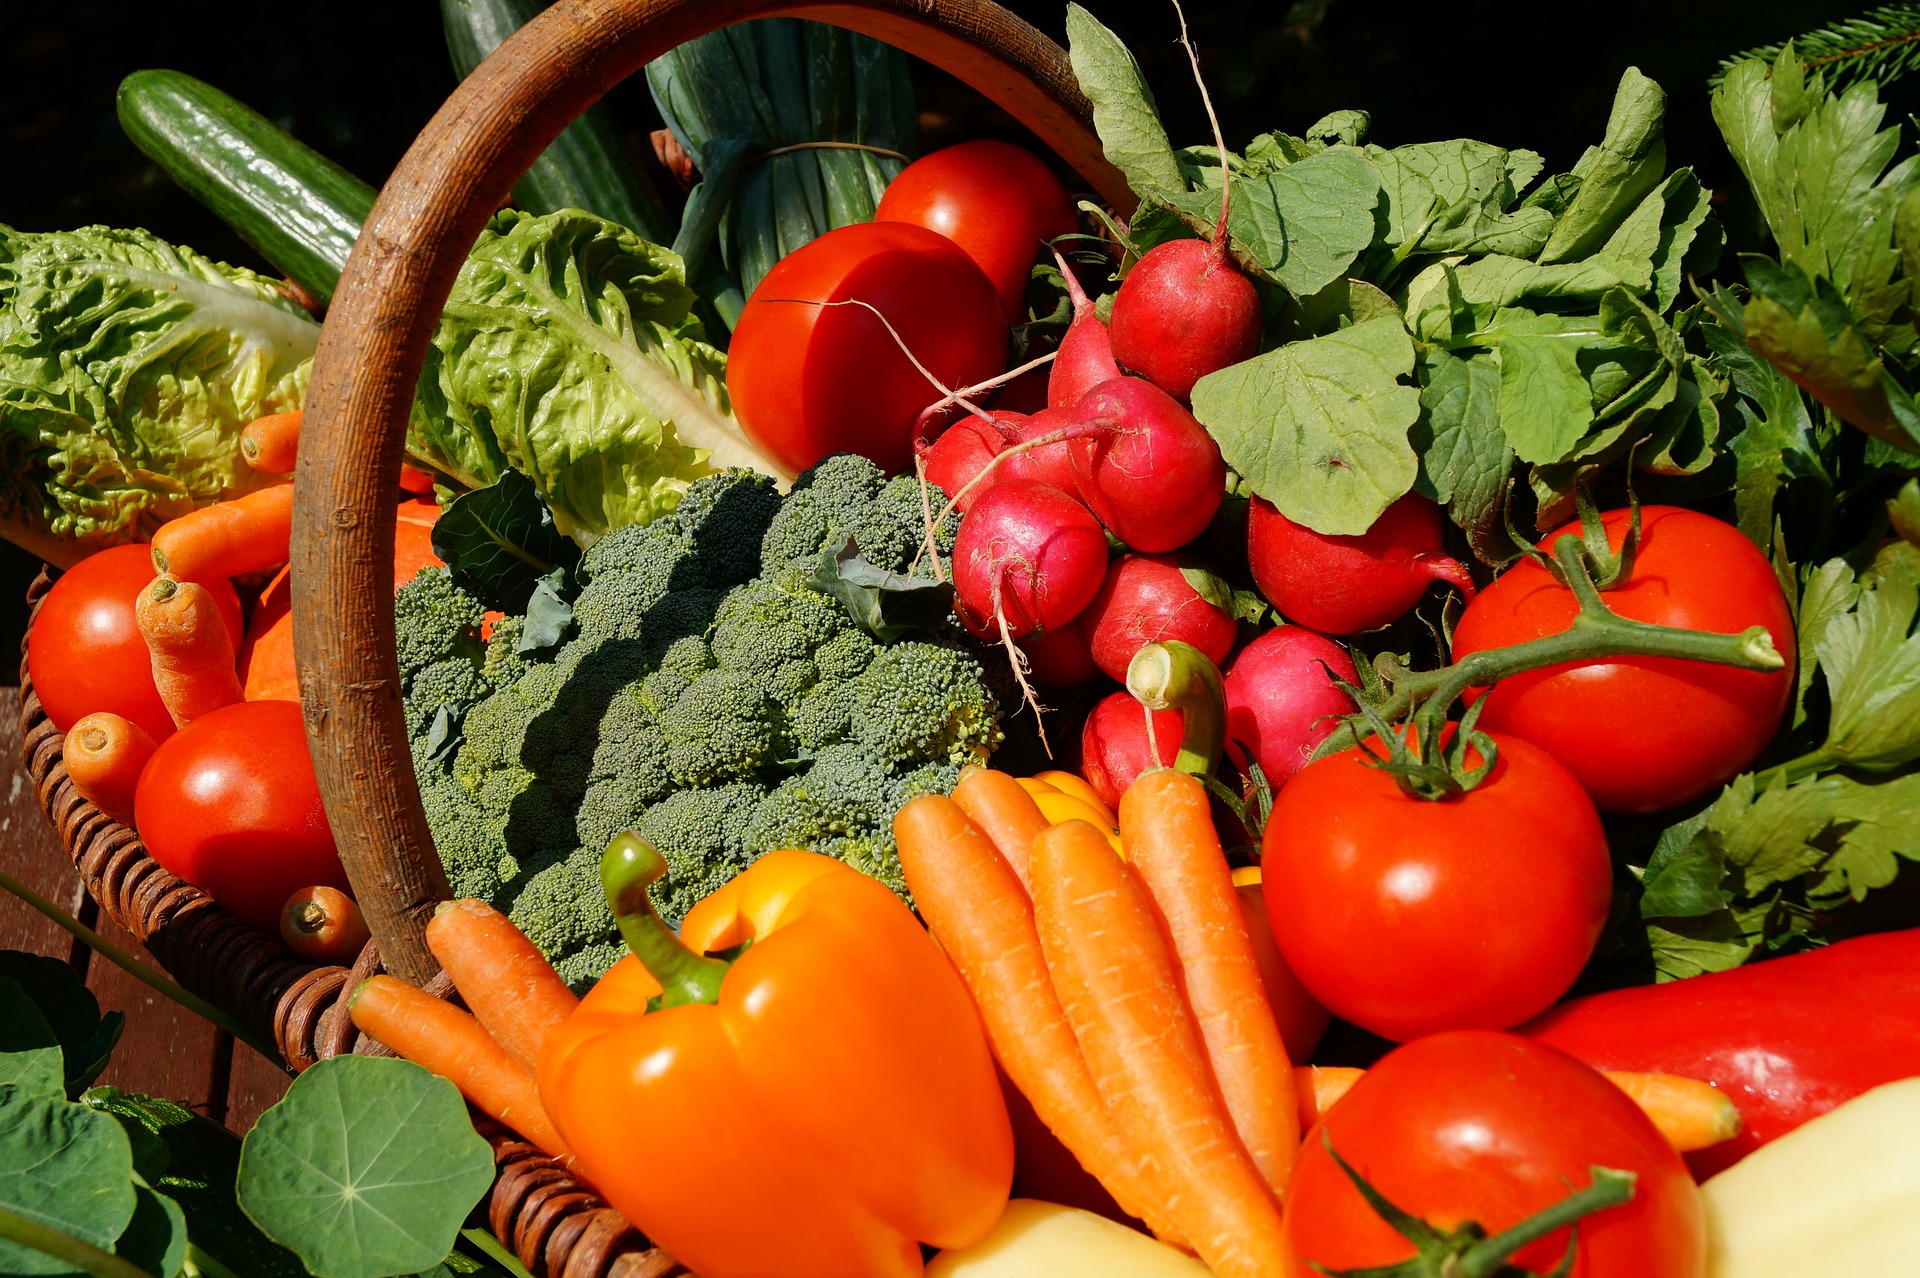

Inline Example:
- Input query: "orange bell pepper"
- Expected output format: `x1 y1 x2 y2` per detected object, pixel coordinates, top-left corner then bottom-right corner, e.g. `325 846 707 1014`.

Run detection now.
537 837 1014 1278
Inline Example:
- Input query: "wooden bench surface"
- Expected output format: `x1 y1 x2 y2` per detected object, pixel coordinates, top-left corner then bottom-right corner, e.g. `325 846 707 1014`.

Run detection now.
0 686 291 1130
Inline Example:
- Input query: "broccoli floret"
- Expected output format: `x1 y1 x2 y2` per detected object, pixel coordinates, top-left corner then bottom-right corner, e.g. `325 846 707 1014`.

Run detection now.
758 454 891 568
405 659 492 737
673 469 782 587
746 744 895 851
638 782 766 926
508 847 618 984
394 567 486 688
657 669 776 786
851 641 1003 767
481 617 532 689
574 527 703 642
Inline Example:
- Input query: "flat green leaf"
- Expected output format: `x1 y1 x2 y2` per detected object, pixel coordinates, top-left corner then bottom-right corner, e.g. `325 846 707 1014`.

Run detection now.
1708 313 1829 549
0 1049 64 1101
1795 556 1860 727
1170 148 1381 296
1412 351 1513 563
114 1185 186 1278
237 1057 493 1278
0 955 122 1097
1541 68 1669 264
1190 316 1421 535
431 471 583 614
1814 541 1920 771
1065 3 1183 199
1646 898 1777 981
1647 170 1714 312
806 534 956 643
0 1083 138 1275
1492 312 1596 463
1639 805 1724 918
1808 773 1920 903
1362 139 1554 260
0 981 62 1098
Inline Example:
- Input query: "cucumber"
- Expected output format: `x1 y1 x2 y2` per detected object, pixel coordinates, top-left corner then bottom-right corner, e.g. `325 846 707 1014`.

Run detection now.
116 69 374 306
441 0 672 243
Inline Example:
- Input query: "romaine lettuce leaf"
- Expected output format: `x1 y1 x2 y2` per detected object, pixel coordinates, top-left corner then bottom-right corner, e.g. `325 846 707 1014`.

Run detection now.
408 209 736 544
0 224 313 564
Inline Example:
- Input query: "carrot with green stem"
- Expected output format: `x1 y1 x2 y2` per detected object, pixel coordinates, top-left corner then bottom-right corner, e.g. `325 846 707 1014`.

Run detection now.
150 481 295 582
893 795 1182 1244
1123 766 1299 1198
951 767 1052 890
63 712 157 825
136 577 243 728
426 897 579 1074
240 411 302 474
349 974 573 1161
1030 819 1288 1278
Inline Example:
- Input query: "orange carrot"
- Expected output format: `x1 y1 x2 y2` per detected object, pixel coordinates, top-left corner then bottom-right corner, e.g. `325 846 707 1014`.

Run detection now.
349 974 573 1160
239 411 302 474
952 768 1052 888
150 482 295 582
426 898 579 1074
1293 1065 1742 1154
1030 819 1287 1278
63 712 157 825
279 886 371 965
1122 768 1299 1197
1606 1069 1744 1152
892 796 1181 1244
136 577 243 728
1292 1065 1365 1130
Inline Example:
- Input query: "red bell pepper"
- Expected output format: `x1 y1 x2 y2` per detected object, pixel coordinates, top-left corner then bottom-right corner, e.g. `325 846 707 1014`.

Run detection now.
1520 928 1920 1177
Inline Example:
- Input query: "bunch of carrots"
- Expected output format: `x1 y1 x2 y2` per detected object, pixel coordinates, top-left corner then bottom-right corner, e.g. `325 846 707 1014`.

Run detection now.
892 765 1742 1278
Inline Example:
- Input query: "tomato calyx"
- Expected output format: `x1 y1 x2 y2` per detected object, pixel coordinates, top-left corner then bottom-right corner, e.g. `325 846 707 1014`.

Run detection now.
1311 1132 1637 1278
1504 482 1642 592
1318 522 1785 800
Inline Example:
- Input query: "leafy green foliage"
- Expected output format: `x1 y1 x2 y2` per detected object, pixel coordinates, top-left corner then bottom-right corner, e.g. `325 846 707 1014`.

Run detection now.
0 954 123 1099
237 1057 493 1278
429 472 582 614
0 223 309 559
1714 9 1920 96
0 1082 139 1274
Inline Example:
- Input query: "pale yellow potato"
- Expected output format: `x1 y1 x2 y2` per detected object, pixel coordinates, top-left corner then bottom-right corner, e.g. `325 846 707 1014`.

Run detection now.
1704 1076 1920 1277
927 1200 1211 1278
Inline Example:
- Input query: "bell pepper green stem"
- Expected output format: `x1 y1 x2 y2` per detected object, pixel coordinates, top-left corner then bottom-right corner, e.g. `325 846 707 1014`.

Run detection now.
600 833 729 1009
1126 640 1226 778
0 1205 156 1278
0 867 286 1070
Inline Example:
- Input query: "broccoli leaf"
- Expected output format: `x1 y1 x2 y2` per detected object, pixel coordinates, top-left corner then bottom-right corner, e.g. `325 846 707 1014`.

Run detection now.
807 535 955 644
1190 315 1421 536
432 471 582 613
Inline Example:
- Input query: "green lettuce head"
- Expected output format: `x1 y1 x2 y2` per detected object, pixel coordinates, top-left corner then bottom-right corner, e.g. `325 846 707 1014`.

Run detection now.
0 224 315 564
409 209 742 544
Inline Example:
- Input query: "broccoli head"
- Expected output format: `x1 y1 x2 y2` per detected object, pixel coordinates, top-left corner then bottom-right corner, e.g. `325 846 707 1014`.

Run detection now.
394 567 486 687
672 469 782 587
637 781 765 927
657 669 776 786
851 641 1003 767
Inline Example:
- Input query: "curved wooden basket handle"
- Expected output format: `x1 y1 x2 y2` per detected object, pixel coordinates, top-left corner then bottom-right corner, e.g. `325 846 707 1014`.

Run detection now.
291 0 1126 983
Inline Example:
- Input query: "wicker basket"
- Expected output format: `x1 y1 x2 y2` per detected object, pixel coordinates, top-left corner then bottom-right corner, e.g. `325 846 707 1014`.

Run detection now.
20 1 1124 1273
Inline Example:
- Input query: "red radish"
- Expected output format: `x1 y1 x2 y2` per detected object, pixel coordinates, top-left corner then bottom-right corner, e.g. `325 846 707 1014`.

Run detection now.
1047 252 1122 411
1104 9 1260 403
1068 376 1225 552
1222 626 1360 790
1248 493 1477 634
951 479 1110 642
1081 552 1238 682
1080 690 1181 810
1018 614 1102 689
1000 406 1082 493
920 412 1016 513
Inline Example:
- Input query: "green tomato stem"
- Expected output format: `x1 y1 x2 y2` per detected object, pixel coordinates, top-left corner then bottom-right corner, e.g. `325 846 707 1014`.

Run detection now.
0 868 286 1071
0 1205 156 1278
1126 640 1227 779
1457 1167 1637 1278
600 833 729 1009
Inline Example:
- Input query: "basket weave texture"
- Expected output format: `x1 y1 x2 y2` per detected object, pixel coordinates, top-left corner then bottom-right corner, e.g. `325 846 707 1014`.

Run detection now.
16 566 687 1278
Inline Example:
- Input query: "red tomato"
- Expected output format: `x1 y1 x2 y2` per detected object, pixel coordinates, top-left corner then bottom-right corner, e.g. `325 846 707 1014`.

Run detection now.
134 699 345 930
29 544 241 742
876 140 1078 322
727 221 1007 477
1262 729 1611 1042
1284 1032 1706 1278
1449 506 1794 814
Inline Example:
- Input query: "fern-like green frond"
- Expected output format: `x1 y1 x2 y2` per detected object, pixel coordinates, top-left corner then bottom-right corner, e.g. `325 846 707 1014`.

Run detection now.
1713 5 1920 92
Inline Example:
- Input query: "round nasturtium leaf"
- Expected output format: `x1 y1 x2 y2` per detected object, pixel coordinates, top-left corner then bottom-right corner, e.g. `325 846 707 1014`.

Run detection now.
0 1083 139 1275
236 1057 494 1278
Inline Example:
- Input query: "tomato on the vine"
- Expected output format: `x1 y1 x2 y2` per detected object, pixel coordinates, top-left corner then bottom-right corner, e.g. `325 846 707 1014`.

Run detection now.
875 140 1078 322
134 699 345 929
1284 1031 1705 1278
1449 506 1794 814
29 543 241 742
1262 729 1611 1042
727 220 1006 478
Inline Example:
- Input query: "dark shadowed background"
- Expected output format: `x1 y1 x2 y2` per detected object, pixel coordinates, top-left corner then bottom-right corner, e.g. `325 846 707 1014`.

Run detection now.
0 0 1883 656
